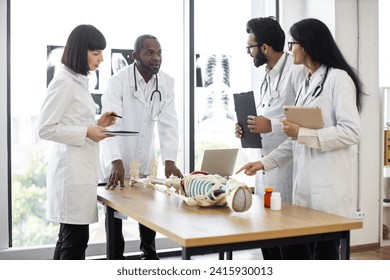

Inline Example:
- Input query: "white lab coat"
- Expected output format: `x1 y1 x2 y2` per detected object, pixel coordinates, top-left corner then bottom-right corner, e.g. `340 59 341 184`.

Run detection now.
100 63 178 177
254 53 306 203
262 65 360 218
37 66 100 224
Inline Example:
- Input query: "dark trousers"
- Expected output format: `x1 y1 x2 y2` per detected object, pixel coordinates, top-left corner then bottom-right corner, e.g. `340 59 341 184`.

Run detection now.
139 223 158 259
279 244 313 260
279 240 340 260
311 240 340 260
261 247 282 260
105 215 158 260
53 223 89 260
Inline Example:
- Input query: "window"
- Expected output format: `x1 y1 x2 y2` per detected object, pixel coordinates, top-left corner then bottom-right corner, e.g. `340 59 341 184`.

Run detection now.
193 0 270 187
10 0 185 249
3 0 274 258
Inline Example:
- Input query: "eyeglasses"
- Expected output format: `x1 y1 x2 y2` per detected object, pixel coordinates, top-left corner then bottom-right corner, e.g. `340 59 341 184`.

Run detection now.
288 41 300 51
246 44 261 54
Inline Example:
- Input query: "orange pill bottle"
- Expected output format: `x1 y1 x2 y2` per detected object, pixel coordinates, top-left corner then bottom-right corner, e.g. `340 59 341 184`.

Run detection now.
264 187 273 208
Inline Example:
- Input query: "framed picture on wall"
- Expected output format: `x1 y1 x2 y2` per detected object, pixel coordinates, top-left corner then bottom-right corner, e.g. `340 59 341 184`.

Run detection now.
46 45 64 87
47 45 101 92
91 93 102 115
111 48 134 75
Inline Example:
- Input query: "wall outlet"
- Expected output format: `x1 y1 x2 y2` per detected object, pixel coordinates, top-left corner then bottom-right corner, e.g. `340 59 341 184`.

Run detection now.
353 211 365 220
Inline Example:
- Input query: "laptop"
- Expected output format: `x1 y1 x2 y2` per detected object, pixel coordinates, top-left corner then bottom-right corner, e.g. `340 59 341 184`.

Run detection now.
200 148 239 177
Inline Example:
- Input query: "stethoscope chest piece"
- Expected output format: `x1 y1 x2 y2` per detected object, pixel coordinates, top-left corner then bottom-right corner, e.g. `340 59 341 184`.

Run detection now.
270 90 279 99
133 90 140 98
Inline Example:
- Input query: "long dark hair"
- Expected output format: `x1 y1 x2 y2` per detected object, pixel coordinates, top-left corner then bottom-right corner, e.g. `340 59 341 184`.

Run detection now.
290 18 363 112
61 24 106 76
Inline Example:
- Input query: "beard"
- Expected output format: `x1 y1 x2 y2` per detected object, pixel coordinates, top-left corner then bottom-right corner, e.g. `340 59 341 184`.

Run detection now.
137 59 160 76
253 51 268 68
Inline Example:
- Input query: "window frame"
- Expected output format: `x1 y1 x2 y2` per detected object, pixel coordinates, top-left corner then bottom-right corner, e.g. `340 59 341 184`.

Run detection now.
0 0 274 259
0 0 11 250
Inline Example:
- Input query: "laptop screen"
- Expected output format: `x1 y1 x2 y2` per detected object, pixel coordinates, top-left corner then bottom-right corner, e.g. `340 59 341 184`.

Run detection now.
200 148 239 177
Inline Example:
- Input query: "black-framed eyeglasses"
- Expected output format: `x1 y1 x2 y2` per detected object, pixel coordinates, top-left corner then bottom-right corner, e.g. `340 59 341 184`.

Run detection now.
288 41 300 51
246 44 261 54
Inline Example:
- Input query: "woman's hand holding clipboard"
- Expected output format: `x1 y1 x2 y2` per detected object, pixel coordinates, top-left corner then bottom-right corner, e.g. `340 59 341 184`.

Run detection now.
283 106 324 129
283 106 324 140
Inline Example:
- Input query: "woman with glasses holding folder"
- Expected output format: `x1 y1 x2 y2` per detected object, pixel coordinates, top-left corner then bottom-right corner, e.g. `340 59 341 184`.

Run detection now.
237 18 363 260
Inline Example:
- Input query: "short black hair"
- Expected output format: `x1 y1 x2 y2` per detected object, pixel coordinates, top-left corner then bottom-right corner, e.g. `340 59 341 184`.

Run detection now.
246 17 285 52
134 34 158 54
61 24 106 76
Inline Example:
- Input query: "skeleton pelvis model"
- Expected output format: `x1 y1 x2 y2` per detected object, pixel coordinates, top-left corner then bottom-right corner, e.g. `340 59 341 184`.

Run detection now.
129 160 252 212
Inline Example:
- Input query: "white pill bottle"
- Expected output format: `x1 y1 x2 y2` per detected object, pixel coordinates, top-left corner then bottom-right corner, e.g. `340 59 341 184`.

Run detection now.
270 192 281 210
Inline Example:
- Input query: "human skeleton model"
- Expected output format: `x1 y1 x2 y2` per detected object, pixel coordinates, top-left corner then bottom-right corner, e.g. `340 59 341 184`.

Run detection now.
129 160 252 212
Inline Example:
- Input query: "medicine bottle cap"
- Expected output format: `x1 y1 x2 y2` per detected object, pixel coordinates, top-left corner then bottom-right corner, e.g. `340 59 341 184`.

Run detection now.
271 192 280 197
264 187 273 192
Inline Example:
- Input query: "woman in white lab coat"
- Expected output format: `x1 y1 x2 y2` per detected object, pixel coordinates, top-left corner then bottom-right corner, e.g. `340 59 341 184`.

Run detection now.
237 18 363 259
37 25 116 260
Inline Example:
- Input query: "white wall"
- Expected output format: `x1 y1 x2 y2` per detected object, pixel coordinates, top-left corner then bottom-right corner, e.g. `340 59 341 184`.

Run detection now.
335 0 380 246
281 0 336 33
0 0 9 250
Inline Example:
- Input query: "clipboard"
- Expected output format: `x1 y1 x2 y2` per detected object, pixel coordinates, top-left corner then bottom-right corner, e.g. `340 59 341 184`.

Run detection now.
102 130 139 136
233 91 262 148
283 106 324 129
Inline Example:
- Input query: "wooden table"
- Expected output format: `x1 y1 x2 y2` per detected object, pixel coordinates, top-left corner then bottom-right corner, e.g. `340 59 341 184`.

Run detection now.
97 184 363 260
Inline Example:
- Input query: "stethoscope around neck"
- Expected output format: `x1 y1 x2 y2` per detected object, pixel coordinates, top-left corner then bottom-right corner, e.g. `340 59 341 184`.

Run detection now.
294 66 330 106
133 64 162 120
258 53 288 108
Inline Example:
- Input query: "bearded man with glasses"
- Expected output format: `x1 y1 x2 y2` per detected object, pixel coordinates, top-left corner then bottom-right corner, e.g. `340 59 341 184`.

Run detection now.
235 17 306 259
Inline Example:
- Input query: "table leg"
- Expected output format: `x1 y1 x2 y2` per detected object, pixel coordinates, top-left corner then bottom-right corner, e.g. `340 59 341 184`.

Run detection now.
106 205 116 260
226 251 233 260
218 251 233 260
339 231 350 260
182 247 191 260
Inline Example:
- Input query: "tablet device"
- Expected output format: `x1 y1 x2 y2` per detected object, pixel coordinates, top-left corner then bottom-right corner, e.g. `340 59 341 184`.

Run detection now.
283 106 324 129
